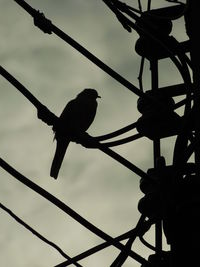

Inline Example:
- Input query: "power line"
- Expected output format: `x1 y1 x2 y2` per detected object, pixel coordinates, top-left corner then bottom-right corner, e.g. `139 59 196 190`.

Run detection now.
0 158 149 265
0 202 82 267
13 0 144 98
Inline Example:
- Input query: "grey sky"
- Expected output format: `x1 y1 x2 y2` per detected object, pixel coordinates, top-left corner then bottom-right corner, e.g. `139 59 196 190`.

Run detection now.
1 1 187 266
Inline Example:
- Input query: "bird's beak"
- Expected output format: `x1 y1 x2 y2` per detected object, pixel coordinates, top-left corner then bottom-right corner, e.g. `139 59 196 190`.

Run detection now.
97 95 101 98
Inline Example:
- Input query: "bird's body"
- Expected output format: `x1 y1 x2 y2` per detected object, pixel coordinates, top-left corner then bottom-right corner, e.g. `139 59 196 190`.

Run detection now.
50 89 100 179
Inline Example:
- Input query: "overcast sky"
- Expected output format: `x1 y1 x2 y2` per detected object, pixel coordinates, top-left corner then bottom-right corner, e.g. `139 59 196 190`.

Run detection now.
1 1 187 266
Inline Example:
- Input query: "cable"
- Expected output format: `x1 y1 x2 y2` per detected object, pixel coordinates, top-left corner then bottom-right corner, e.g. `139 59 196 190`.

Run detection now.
55 225 142 267
0 158 148 265
0 202 82 267
0 65 152 180
110 215 146 267
82 134 151 180
13 0 179 116
139 235 168 254
138 56 145 92
55 215 152 267
94 122 138 142
147 0 151 11
101 133 143 147
13 0 144 98
0 65 58 126
104 0 192 91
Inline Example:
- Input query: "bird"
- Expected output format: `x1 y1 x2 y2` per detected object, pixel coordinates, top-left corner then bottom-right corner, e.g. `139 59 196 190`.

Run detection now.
50 88 101 179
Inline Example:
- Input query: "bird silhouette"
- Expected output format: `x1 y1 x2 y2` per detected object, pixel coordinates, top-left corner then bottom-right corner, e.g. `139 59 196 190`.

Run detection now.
50 88 100 179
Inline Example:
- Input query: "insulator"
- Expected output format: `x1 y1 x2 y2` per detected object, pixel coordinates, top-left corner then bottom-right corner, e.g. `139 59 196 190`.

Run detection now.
136 90 180 139
137 90 175 114
138 192 161 218
147 163 196 180
136 111 181 139
136 12 172 36
144 253 171 267
140 177 156 194
135 9 173 60
135 37 171 60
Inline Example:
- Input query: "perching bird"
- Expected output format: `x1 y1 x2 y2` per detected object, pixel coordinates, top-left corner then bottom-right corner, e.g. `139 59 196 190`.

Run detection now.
50 88 100 179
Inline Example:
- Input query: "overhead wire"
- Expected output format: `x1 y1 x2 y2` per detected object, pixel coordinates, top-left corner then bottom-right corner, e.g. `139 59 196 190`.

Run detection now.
1 65 152 180
0 202 82 267
13 0 144 98
55 215 151 267
0 158 149 266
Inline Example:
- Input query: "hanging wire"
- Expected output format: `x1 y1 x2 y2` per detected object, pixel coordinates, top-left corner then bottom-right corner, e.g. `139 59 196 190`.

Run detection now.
54 228 137 267
101 1 194 149
147 0 151 11
13 0 186 117
12 0 192 114
1 65 153 181
110 215 146 267
0 63 142 148
12 0 196 175
0 65 138 143
138 56 145 92
139 235 168 253
101 133 143 147
0 203 82 267
7 0 191 138
95 122 138 142
55 215 153 267
93 139 151 180
103 0 191 87
11 0 192 198
106 0 194 175
173 95 194 110
0 65 58 126
13 0 144 98
0 158 149 266
138 0 143 12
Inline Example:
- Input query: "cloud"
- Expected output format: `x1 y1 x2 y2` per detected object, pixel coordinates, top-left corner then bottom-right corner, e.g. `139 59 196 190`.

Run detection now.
1 0 187 266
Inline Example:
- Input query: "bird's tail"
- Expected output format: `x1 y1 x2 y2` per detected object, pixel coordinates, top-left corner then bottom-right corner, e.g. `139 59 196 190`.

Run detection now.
50 140 69 179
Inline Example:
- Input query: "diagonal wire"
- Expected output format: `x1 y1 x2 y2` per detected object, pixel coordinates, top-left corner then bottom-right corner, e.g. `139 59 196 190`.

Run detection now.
94 122 138 142
0 65 152 181
138 56 145 92
54 229 138 267
0 65 58 126
104 0 192 90
14 0 184 118
147 0 151 11
13 0 144 98
55 215 151 267
0 158 149 265
138 0 142 12
9 0 184 122
101 133 143 147
0 65 136 141
13 0 192 116
0 202 82 267
110 215 146 267
88 137 151 180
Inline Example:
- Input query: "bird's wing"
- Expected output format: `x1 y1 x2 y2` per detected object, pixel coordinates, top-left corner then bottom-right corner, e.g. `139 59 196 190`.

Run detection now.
54 100 78 137
60 98 97 131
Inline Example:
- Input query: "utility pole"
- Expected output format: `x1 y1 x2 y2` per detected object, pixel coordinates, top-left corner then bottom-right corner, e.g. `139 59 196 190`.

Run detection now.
170 1 200 266
135 1 200 266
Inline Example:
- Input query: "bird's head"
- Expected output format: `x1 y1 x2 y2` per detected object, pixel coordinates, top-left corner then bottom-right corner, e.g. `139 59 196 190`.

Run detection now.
77 88 101 100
